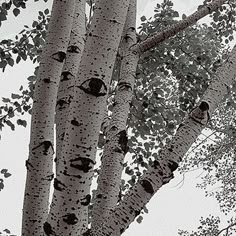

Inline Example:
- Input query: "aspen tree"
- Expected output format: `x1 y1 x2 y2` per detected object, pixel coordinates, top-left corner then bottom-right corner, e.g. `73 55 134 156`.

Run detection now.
55 0 86 158
91 0 139 230
45 0 86 233
45 0 130 235
86 0 228 234
22 0 75 235
93 43 236 235
21 0 229 235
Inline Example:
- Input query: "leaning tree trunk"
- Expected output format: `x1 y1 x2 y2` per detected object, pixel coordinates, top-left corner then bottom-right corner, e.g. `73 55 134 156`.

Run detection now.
91 0 138 231
45 0 130 235
132 0 227 54
93 44 236 235
89 0 228 234
21 0 75 235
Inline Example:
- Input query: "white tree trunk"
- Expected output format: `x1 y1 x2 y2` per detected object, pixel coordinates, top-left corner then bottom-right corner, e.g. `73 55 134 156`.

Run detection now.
91 0 138 230
21 0 75 235
46 0 130 235
55 0 86 158
94 44 236 235
131 0 227 54
45 0 86 234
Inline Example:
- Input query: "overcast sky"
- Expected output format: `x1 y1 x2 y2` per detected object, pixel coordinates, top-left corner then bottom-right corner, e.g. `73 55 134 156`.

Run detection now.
0 0 230 235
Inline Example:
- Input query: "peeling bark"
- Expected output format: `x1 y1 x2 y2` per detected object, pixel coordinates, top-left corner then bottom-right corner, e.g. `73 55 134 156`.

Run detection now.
21 1 75 235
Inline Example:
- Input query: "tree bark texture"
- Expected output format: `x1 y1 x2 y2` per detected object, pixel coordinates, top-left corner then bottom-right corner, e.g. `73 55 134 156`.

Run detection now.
46 0 130 235
94 44 236 235
91 0 138 231
22 0 75 235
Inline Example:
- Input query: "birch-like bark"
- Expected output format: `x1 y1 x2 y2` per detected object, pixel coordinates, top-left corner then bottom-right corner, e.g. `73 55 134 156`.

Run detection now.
46 0 130 235
91 0 138 230
55 0 86 168
45 0 86 233
131 0 227 54
21 1 75 235
94 45 236 235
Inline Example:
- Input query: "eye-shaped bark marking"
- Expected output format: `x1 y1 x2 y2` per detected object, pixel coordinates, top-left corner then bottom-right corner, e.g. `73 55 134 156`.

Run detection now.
51 51 66 62
60 71 74 82
67 45 80 53
32 140 54 155
168 160 178 172
54 178 66 191
56 98 68 107
62 213 78 225
25 160 34 171
43 222 56 236
117 82 132 91
71 118 82 127
70 157 95 173
81 194 91 206
140 179 154 195
43 174 54 181
63 170 82 179
118 130 129 154
78 78 107 97
189 101 210 125
43 78 51 83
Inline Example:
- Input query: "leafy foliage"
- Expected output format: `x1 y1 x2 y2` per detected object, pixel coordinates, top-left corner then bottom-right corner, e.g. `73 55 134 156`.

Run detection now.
178 216 236 236
200 0 236 44
121 0 225 191
0 8 49 72
0 169 12 192
1 0 236 233
0 228 16 236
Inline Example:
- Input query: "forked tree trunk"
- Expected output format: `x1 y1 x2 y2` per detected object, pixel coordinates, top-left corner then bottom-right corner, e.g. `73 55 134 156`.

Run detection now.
45 0 130 235
93 44 236 235
22 0 75 235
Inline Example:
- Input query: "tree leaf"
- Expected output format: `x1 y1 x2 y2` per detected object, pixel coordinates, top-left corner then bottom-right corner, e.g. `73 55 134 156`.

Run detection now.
13 8 20 17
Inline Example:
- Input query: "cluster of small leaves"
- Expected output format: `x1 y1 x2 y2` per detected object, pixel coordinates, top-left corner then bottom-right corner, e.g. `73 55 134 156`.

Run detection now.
0 0 27 27
0 228 16 236
120 0 225 192
178 216 236 236
0 65 38 138
0 169 11 192
0 0 49 27
0 8 50 71
200 0 236 44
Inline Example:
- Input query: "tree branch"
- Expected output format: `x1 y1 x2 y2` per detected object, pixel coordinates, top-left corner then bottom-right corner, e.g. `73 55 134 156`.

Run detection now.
131 0 227 54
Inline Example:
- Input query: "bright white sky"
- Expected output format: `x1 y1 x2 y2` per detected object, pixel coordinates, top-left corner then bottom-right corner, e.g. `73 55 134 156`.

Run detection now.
0 0 231 235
